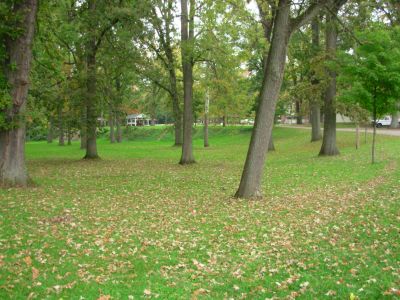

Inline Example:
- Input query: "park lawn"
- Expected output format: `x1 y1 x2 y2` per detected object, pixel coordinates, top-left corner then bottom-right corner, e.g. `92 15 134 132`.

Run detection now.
0 126 399 299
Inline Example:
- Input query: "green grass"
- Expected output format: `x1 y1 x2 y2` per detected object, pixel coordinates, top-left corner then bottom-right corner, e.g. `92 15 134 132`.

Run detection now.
1 126 399 299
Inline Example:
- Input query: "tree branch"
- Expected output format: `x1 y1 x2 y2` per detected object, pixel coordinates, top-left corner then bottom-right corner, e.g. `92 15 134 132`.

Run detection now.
289 0 328 33
94 17 119 53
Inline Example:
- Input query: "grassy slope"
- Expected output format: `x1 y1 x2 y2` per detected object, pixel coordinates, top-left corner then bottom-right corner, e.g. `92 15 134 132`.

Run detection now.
0 126 399 299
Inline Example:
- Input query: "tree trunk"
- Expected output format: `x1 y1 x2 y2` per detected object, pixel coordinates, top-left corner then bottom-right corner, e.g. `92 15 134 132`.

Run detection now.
235 1 291 198
58 100 65 146
80 106 87 149
67 123 72 145
169 68 182 146
268 132 275 151
179 0 195 164
84 0 99 159
319 5 340 156
164 13 183 146
47 116 54 143
0 0 37 186
310 16 322 142
116 115 122 143
172 92 183 146
296 100 302 124
222 115 227 127
310 102 322 141
390 109 399 128
109 105 115 143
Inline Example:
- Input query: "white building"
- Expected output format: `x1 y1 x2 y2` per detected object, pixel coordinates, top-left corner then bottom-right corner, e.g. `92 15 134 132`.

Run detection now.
126 113 152 126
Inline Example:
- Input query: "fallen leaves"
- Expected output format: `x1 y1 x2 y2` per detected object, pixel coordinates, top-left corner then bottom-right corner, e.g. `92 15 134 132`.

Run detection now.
1 130 399 299
23 256 32 266
32 267 39 280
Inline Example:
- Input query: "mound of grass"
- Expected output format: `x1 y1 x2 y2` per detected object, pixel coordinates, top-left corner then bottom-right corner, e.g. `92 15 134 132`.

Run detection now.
0 127 399 299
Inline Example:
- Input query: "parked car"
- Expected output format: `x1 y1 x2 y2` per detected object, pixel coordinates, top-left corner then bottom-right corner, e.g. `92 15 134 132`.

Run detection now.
373 116 400 128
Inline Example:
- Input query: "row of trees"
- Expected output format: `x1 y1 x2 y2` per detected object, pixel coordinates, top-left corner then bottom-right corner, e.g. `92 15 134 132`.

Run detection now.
1 0 400 198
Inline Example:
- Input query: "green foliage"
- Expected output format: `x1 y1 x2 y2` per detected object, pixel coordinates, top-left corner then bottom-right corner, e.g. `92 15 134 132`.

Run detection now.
0 1 25 130
338 26 400 118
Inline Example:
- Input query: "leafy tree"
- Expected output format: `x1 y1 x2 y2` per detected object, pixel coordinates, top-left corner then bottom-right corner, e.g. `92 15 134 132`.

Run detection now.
0 0 38 186
338 26 400 163
235 0 327 199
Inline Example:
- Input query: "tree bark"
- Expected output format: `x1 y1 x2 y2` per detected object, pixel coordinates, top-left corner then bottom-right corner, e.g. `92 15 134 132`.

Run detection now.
234 0 325 198
116 115 122 143
67 123 72 145
319 5 340 156
172 92 183 146
295 100 302 124
179 0 195 164
390 109 399 128
109 104 115 143
80 107 87 149
163 1 182 146
268 132 275 151
47 116 54 143
310 16 322 142
84 0 99 159
0 0 37 186
235 1 291 198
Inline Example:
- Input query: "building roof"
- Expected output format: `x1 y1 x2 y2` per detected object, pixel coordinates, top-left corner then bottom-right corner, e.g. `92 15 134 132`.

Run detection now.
126 113 149 119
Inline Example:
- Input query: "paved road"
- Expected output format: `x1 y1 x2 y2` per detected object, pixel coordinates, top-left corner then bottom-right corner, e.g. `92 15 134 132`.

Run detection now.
279 125 400 137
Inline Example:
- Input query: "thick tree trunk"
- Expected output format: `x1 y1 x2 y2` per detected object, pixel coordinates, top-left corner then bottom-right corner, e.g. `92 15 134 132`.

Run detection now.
58 100 65 146
83 0 99 159
310 102 322 141
235 1 291 198
319 6 340 156
310 16 322 142
179 0 195 164
0 123 29 186
47 116 54 143
268 132 275 151
390 109 399 128
84 52 98 158
222 115 227 127
0 0 37 186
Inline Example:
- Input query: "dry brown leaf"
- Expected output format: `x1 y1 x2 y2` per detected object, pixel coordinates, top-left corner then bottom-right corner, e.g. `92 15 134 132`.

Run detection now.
97 295 111 300
24 256 32 266
32 267 39 280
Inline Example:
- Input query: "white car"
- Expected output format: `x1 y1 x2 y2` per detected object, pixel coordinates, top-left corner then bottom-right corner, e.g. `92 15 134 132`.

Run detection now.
374 116 400 128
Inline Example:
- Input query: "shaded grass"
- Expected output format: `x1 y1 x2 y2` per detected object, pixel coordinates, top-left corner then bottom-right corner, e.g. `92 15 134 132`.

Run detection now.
0 126 399 299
